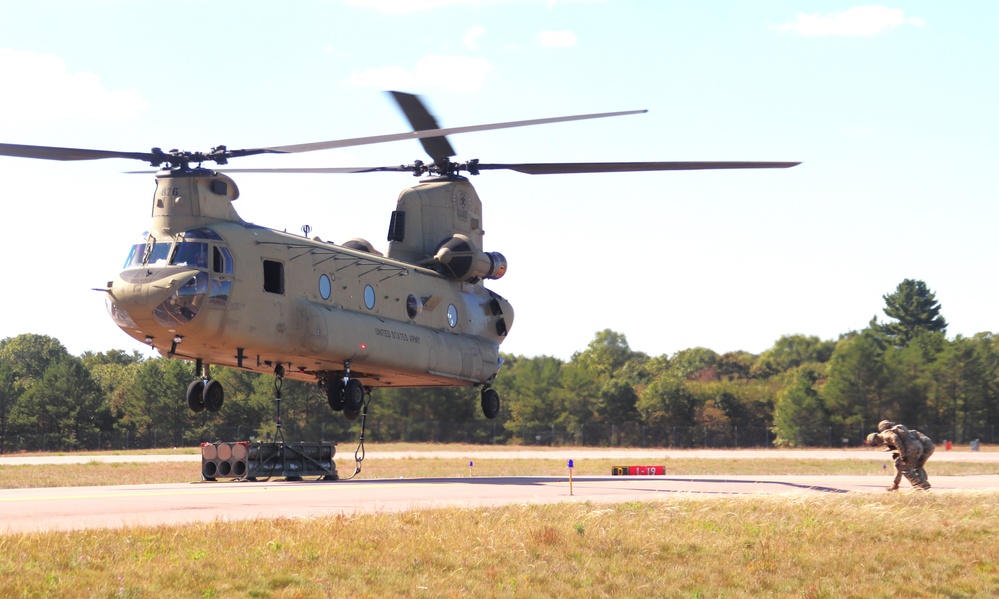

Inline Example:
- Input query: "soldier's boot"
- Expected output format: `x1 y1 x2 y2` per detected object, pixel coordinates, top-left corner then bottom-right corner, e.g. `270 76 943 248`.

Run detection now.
902 469 921 488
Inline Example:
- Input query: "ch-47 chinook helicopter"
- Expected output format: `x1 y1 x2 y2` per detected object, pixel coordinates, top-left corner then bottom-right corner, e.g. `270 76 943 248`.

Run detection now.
0 92 798 422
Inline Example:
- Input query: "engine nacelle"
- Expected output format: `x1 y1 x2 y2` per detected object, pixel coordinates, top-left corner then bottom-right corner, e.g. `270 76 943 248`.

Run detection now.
341 238 383 256
433 234 507 282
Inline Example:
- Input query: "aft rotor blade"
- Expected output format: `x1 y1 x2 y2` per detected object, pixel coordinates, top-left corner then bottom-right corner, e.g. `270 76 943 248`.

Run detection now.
0 142 160 163
475 161 801 174
217 166 413 174
260 109 648 154
389 91 456 164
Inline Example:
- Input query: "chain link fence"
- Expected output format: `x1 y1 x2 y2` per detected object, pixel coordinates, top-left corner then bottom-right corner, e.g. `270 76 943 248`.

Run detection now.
2 421 994 454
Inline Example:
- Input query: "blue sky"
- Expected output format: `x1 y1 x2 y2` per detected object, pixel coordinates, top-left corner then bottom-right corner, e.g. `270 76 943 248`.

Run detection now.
1 1 996 362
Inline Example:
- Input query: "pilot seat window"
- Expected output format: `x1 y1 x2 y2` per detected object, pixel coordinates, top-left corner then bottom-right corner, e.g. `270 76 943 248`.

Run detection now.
171 242 209 269
124 240 171 269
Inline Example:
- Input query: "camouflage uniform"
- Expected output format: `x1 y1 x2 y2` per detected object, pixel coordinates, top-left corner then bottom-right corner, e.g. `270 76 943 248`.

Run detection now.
909 429 935 489
878 420 934 489
867 426 924 490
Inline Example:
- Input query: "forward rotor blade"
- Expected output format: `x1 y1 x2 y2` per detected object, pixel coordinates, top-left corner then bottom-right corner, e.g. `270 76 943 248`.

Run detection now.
389 91 456 164
260 109 647 154
0 142 159 163
0 108 649 165
475 161 801 174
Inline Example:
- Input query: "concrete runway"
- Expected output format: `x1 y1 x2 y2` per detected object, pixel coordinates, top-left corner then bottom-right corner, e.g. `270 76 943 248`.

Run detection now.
2 447 997 465
2 449 997 534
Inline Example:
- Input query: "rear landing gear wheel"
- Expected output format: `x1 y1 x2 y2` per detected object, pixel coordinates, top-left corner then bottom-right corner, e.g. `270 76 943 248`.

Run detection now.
344 379 365 413
187 380 206 413
203 379 224 412
481 387 500 419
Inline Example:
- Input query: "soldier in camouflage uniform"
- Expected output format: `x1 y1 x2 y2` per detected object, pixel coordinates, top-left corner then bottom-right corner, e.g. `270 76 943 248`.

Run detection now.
867 424 924 491
878 420 934 489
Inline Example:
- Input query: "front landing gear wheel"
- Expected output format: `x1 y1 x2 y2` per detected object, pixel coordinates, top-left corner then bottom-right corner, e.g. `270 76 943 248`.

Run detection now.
481 387 500 419
326 377 345 411
187 380 206 412
203 379 224 412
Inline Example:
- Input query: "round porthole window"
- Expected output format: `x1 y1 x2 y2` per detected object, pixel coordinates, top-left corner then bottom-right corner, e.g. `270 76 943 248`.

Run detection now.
364 284 376 309
406 294 423 319
447 304 458 327
319 274 331 300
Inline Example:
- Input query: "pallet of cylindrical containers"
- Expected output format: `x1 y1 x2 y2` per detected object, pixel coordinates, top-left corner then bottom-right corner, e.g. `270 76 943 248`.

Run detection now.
201 441 338 481
611 465 665 475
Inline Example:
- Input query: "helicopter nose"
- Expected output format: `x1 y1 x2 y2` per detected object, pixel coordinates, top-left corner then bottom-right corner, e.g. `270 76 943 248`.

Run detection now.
109 269 208 330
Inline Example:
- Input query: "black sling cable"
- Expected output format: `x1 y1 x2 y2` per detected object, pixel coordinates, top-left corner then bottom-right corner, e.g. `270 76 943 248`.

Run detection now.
345 390 372 480
273 367 285 445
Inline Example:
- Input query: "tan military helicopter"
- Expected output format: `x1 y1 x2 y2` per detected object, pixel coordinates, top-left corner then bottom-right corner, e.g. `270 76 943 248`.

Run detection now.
0 92 798 422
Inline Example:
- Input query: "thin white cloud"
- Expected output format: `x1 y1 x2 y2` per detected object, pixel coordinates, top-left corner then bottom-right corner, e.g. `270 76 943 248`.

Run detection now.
536 29 578 48
0 49 148 125
776 5 925 37
463 25 486 50
350 55 493 92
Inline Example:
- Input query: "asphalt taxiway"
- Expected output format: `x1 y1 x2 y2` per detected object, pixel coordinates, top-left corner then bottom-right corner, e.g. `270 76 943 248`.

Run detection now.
1 449 997 533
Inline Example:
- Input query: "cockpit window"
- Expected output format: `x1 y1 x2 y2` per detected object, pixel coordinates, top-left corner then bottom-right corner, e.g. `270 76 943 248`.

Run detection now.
123 241 171 269
170 241 209 269
183 227 223 241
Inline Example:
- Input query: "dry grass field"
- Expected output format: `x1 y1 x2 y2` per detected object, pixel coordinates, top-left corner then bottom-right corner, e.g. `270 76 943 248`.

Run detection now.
1 447 997 597
1 492 996 598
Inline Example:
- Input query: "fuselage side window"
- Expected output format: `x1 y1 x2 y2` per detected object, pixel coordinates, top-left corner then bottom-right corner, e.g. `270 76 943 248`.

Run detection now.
213 246 234 274
263 260 284 294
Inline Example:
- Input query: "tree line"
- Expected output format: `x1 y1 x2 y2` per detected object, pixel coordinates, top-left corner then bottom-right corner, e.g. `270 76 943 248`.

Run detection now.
1 279 995 452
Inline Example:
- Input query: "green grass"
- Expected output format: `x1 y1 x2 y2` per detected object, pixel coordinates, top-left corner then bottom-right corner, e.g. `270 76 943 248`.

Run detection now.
0 492 996 598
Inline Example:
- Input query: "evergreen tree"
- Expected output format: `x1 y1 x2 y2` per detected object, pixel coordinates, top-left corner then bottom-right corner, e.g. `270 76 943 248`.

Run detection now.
0 361 20 453
11 357 104 449
822 329 888 437
875 279 947 346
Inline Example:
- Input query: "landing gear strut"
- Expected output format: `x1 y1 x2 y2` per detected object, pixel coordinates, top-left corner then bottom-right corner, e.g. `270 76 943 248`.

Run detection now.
322 361 367 421
187 361 224 413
